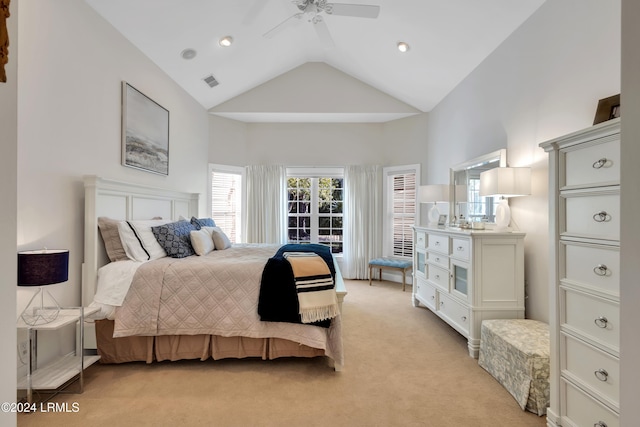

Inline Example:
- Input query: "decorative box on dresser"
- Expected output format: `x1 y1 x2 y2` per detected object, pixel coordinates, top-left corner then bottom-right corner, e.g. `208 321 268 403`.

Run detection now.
540 118 620 427
412 225 525 358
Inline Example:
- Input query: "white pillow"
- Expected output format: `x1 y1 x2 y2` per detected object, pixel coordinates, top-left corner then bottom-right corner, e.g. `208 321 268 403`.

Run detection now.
190 227 215 256
117 219 171 261
211 227 232 250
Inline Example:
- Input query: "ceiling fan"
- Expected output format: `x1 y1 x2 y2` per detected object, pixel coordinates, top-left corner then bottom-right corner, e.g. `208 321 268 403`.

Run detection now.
263 0 380 48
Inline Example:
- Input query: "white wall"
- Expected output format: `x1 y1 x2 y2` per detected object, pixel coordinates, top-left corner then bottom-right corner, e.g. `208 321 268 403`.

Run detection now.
382 114 429 171
0 0 18 424
620 0 640 422
244 122 385 166
209 116 248 167
210 113 430 169
423 0 620 322
16 0 210 317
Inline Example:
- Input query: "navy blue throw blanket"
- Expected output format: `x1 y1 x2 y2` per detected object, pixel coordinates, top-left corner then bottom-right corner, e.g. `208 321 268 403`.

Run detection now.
258 244 334 328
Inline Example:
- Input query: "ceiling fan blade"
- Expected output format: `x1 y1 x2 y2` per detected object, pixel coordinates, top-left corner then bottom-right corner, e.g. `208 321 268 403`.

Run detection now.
242 0 269 25
313 18 334 48
263 13 303 39
326 3 380 19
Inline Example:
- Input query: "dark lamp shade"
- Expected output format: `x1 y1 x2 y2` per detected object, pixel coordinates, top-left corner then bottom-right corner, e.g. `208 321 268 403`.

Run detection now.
18 250 69 286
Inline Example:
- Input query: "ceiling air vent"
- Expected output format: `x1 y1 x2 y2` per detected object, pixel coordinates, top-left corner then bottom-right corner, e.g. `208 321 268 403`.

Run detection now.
203 74 219 88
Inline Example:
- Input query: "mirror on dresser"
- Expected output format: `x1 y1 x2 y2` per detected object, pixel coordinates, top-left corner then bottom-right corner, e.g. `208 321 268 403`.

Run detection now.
450 149 506 223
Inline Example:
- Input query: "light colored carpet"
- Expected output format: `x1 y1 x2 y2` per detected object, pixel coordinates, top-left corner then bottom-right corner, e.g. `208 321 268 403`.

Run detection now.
19 279 546 427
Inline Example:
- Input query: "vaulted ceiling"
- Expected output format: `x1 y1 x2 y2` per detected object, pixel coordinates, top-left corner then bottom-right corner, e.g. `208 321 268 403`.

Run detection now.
86 0 546 122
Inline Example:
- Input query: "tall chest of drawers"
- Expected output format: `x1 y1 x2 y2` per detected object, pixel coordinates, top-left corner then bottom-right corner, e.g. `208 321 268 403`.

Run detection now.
412 226 525 358
540 118 621 427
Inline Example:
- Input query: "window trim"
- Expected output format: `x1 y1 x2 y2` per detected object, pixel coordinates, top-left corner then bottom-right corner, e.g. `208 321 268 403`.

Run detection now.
382 164 421 259
286 167 344 254
208 163 246 243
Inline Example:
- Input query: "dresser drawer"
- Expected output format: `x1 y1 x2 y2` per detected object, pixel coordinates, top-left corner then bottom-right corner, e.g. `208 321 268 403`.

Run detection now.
563 242 619 296
427 265 449 291
564 137 620 188
437 293 469 336
428 233 450 254
562 379 619 427
562 334 619 407
562 289 619 352
415 279 437 310
564 193 620 241
451 238 470 261
416 231 426 249
427 251 449 269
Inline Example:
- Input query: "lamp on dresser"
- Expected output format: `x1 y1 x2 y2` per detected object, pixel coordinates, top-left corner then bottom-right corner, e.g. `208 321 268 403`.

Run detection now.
479 167 531 230
419 184 450 226
18 249 69 326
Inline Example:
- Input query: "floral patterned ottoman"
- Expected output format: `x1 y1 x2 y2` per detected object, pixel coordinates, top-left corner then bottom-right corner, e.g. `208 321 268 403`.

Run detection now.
478 319 550 416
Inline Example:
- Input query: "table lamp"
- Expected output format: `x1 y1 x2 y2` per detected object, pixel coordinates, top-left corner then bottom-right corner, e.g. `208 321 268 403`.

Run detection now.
18 249 69 326
419 184 450 226
479 167 531 230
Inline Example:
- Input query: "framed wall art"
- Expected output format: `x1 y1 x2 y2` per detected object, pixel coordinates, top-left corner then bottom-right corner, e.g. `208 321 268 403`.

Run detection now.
122 82 169 175
1 0 10 83
593 94 620 125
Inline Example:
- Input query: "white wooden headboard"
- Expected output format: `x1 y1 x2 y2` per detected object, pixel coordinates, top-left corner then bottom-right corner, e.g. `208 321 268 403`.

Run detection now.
82 175 200 307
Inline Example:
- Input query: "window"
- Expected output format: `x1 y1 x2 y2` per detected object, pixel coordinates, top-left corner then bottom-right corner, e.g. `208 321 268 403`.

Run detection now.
209 164 244 243
383 165 420 258
286 168 343 254
466 177 496 221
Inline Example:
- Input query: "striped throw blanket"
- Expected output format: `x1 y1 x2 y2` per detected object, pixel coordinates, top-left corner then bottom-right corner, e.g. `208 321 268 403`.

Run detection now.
283 252 339 323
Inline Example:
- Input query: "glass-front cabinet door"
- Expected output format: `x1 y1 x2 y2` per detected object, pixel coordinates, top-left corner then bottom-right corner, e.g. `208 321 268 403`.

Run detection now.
415 249 426 278
451 260 469 301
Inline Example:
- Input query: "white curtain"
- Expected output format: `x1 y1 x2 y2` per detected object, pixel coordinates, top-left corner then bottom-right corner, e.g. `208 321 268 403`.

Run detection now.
245 165 287 244
343 165 383 279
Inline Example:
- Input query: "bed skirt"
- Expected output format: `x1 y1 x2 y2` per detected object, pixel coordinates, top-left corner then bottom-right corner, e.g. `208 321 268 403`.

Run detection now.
95 319 326 364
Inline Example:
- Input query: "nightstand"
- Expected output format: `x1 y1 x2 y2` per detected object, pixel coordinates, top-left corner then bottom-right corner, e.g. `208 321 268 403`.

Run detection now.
17 306 101 403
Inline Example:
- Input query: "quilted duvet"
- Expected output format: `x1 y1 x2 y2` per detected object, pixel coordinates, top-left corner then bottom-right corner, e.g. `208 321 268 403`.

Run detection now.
113 244 343 365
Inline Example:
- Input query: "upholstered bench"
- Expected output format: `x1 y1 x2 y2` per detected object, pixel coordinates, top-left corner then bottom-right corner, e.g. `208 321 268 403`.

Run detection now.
478 319 550 416
368 258 412 291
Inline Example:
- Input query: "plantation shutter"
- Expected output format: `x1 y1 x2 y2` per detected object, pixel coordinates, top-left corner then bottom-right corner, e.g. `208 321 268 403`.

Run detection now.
211 171 242 243
392 172 416 257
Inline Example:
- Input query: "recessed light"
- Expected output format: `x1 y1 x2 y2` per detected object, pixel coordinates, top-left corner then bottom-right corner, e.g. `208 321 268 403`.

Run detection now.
219 36 233 47
180 48 197 60
397 42 410 53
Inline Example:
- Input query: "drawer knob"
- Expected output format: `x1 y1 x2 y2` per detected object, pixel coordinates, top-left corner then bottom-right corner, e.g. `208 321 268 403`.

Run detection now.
431 295 435 300
435 274 440 280
457 246 464 251
461 316 467 322
594 422 608 427
435 241 441 246
592 211 612 222
594 316 609 328
435 257 440 262
594 369 609 382
592 158 609 169
593 264 609 276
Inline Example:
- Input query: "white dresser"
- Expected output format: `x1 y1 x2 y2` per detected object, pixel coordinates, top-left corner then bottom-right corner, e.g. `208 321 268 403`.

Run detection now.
540 118 620 427
412 226 525 358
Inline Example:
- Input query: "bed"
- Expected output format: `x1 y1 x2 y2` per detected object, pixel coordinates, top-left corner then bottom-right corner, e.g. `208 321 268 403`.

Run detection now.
82 175 346 370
